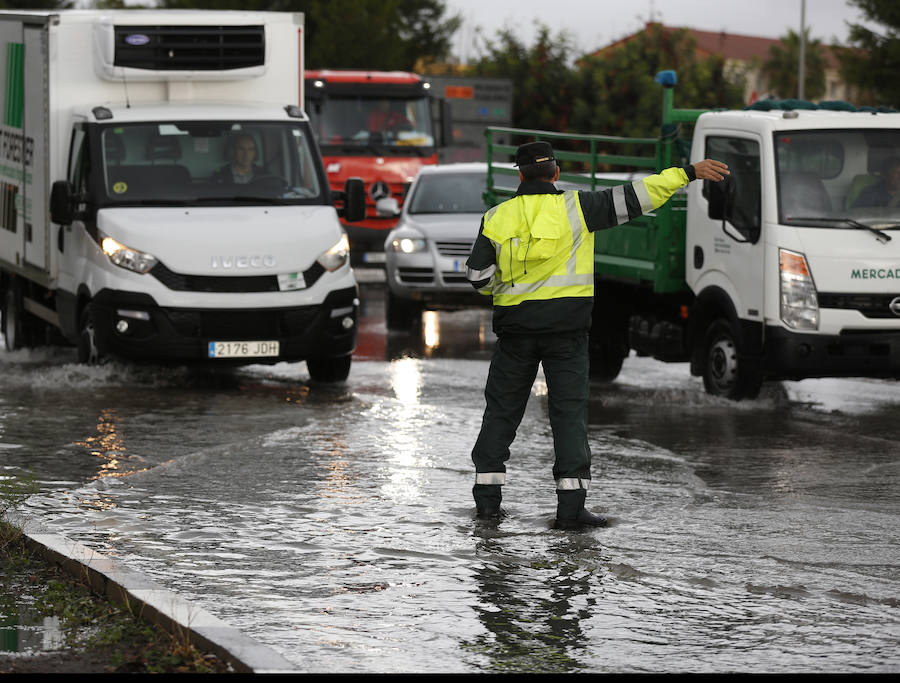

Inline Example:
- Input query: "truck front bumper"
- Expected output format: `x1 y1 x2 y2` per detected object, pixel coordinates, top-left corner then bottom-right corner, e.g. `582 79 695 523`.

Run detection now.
764 325 900 380
90 286 358 365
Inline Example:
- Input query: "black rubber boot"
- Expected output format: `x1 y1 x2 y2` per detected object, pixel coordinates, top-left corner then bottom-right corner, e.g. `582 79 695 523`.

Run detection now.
473 484 502 519
554 489 608 530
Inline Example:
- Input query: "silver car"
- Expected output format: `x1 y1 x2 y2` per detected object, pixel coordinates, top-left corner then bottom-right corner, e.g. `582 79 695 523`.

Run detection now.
383 163 515 329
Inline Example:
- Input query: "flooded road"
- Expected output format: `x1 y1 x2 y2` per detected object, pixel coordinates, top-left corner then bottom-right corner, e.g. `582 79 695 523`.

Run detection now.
2 282 899 672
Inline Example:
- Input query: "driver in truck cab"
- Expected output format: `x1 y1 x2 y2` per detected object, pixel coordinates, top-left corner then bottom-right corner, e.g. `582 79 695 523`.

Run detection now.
211 132 264 185
465 140 729 530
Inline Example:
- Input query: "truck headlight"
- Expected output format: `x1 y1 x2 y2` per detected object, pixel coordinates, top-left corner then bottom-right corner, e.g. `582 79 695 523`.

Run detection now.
100 234 158 274
317 233 350 272
779 248 818 330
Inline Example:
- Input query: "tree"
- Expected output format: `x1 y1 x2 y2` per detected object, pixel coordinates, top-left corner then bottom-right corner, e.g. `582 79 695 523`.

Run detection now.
571 24 745 139
470 23 578 133
838 0 900 107
152 0 461 70
761 28 827 100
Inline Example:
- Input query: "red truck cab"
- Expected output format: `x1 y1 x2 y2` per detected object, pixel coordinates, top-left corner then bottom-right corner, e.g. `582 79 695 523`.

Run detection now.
305 70 451 265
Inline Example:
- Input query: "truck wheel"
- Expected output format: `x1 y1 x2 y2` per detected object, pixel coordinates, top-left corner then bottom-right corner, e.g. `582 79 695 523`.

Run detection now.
589 338 626 381
77 305 106 365
3 285 35 351
307 354 352 383
702 318 762 400
385 289 421 331
589 291 629 382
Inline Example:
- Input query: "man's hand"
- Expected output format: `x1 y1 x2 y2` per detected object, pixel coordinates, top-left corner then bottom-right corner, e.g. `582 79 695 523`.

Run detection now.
693 159 730 182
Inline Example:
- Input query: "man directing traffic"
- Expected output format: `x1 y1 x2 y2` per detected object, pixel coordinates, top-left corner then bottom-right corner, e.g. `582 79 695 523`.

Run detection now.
466 141 729 529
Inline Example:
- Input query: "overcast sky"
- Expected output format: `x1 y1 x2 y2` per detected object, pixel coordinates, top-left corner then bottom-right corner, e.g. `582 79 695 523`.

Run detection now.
446 0 880 62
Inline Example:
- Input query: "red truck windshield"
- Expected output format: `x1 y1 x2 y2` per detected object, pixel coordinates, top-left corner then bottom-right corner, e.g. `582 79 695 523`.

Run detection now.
307 96 435 152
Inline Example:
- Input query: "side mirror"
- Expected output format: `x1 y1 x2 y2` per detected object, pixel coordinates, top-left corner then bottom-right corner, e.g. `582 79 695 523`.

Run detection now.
342 177 366 222
375 196 400 217
50 180 74 225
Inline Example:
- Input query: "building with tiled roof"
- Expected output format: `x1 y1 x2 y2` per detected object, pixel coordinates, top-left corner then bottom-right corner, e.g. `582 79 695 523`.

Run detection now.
587 22 856 105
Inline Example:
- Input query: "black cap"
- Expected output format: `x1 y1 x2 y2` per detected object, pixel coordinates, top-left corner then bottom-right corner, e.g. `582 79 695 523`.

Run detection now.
515 141 556 167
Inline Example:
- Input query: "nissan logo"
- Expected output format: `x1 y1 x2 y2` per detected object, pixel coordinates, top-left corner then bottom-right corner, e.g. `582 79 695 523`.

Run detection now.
890 297 900 316
369 181 390 202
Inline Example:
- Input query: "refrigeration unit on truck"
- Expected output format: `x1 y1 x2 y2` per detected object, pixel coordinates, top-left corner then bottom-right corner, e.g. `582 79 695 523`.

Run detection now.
304 69 452 265
484 71 900 399
0 9 366 382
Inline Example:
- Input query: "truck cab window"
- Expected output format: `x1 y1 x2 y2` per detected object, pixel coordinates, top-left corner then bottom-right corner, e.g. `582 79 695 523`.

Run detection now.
705 136 761 241
776 129 900 226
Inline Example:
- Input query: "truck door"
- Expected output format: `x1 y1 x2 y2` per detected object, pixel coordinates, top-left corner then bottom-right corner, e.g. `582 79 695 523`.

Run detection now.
688 133 765 328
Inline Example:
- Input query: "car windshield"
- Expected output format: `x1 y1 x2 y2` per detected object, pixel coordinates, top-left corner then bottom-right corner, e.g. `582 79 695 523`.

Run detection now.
776 128 900 229
407 172 496 214
100 121 323 205
307 96 434 151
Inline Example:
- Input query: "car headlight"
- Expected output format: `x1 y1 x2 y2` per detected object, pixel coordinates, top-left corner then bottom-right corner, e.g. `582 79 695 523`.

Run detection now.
389 235 427 254
317 233 350 272
780 248 819 330
100 234 157 274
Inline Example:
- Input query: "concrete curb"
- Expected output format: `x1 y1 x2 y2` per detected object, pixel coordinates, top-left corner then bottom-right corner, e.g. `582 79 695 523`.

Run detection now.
6 514 298 674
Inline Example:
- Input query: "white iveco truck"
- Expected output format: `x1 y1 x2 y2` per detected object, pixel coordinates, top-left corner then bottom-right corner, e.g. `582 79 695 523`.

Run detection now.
0 9 365 381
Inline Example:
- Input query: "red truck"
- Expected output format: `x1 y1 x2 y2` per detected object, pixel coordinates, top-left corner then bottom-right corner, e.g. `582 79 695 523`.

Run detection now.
304 70 451 266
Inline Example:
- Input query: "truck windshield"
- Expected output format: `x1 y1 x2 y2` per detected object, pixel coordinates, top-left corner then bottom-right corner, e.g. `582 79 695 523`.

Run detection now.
307 96 435 152
775 128 900 230
99 121 323 205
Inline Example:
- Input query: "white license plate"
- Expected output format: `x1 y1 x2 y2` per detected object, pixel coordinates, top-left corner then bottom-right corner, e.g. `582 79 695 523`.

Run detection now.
363 252 386 263
208 340 280 359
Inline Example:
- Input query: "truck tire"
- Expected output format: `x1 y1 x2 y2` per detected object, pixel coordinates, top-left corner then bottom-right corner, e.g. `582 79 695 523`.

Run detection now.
3 285 37 351
307 354 352 383
77 305 106 365
589 290 629 382
385 289 421 331
589 338 626 381
701 318 762 400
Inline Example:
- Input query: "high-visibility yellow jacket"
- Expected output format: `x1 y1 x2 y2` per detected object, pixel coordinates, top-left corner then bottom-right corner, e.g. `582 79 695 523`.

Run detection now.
466 167 694 334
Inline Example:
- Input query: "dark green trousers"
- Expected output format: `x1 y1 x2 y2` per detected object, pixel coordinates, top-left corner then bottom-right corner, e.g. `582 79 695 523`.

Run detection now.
472 331 591 514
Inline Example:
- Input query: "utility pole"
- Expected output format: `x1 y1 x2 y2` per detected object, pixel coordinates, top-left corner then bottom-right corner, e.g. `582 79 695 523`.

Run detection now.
798 0 806 99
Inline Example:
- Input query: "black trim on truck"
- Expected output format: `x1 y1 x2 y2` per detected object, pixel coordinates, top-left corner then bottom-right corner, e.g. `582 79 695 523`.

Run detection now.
87 286 358 365
764 326 900 380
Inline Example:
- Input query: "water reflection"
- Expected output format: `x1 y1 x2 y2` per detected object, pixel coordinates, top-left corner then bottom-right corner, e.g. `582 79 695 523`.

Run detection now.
73 408 148 482
465 530 603 672
355 283 495 362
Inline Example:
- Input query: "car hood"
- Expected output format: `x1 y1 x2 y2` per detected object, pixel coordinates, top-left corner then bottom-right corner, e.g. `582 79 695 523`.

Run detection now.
394 213 483 240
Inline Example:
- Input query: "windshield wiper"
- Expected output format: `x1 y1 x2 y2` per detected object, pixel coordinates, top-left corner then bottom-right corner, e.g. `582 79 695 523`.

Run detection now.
789 216 892 244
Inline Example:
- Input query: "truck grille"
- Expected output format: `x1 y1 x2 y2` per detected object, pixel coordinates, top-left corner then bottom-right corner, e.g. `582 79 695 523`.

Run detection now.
166 306 320 339
150 261 324 292
818 293 900 319
113 25 265 71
